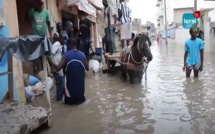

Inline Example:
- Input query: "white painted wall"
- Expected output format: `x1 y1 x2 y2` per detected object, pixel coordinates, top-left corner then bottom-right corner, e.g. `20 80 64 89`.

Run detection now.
205 22 215 53
167 0 215 23
174 27 190 46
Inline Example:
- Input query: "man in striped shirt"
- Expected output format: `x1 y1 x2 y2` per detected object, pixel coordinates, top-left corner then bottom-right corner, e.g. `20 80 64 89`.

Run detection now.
103 0 117 55
118 0 132 48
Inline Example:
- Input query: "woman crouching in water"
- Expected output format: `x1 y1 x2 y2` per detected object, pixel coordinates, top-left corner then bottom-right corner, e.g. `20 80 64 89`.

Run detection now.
47 37 89 105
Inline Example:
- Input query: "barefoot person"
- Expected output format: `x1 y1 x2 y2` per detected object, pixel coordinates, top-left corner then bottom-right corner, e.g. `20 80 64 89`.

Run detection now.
47 37 89 105
183 28 204 77
103 0 117 55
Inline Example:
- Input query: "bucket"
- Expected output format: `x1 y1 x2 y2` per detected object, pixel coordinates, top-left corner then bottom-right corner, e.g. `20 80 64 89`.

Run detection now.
96 47 102 56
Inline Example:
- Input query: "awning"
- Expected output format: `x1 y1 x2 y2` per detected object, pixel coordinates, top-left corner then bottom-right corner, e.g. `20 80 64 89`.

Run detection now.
66 0 97 17
91 0 103 9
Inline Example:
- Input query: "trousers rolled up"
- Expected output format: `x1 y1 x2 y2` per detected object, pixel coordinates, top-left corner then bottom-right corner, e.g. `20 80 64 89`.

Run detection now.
106 26 116 53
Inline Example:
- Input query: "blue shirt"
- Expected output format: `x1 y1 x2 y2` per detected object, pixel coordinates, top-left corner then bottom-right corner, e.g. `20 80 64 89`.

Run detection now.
184 38 204 65
29 75 40 85
64 31 69 44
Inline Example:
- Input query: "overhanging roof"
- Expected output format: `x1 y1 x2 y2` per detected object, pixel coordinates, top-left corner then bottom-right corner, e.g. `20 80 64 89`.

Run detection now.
66 0 96 16
199 8 214 12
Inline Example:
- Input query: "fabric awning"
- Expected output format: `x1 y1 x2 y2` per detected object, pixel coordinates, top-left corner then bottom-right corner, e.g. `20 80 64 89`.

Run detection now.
66 0 97 17
91 0 103 9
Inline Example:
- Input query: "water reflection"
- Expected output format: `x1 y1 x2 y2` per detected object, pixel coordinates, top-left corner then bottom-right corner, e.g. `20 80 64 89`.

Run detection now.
183 78 215 134
36 43 215 134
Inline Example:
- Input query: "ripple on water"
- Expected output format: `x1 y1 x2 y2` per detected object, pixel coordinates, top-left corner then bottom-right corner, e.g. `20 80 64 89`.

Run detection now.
80 45 215 134
114 128 135 134
135 124 149 130
119 116 136 126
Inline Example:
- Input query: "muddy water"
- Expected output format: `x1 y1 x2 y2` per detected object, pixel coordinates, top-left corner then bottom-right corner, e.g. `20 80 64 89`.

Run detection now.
37 42 215 134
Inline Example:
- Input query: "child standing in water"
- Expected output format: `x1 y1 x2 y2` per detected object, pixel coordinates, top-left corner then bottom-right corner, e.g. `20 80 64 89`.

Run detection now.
51 32 66 101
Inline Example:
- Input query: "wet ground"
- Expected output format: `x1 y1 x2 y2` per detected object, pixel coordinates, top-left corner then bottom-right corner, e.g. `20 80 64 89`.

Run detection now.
34 42 215 134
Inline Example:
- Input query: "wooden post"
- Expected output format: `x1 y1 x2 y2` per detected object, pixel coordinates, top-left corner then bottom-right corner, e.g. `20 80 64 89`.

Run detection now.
7 52 13 100
42 56 52 108
13 58 26 103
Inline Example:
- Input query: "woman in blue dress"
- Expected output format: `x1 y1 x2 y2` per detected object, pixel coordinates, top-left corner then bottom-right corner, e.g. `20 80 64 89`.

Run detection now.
47 37 89 105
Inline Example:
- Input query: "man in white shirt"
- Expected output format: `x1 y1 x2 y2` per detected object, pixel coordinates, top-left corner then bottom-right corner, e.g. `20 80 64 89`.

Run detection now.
51 32 65 101
103 0 117 55
118 0 132 48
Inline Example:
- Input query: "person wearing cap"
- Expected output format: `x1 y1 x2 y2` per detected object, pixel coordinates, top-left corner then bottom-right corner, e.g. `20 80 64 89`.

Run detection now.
28 0 52 75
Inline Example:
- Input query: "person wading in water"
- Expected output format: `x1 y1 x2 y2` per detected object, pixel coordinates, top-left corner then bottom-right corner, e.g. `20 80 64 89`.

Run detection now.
183 28 204 78
47 37 89 105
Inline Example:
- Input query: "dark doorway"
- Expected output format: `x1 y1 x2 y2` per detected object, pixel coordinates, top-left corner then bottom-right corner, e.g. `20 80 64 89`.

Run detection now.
61 11 78 36
16 0 42 75
16 0 34 35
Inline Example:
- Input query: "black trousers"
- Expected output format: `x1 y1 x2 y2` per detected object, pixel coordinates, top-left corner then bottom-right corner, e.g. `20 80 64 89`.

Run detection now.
79 37 91 58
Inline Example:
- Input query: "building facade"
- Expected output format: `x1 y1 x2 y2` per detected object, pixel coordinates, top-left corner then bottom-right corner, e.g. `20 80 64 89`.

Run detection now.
0 0 102 102
132 18 141 34
173 7 193 25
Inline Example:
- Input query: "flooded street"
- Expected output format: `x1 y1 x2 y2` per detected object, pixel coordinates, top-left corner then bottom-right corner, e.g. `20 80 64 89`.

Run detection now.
38 42 215 134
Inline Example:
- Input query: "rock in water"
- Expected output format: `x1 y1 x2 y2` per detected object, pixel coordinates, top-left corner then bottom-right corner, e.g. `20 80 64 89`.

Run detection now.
89 59 100 73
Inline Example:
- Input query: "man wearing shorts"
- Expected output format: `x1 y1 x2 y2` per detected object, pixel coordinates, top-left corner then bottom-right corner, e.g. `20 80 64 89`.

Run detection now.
118 0 132 48
183 28 204 77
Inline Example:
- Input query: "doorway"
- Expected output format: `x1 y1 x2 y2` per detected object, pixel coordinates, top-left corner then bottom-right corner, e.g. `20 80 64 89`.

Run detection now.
61 10 78 36
16 0 42 75
16 0 34 35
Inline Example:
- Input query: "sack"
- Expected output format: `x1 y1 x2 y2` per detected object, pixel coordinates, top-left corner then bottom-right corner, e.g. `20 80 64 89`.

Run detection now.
25 86 35 102
89 59 100 73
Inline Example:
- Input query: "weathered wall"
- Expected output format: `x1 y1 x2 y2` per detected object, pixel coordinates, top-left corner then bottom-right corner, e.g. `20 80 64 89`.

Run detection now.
0 0 9 102
0 0 25 102
46 0 62 34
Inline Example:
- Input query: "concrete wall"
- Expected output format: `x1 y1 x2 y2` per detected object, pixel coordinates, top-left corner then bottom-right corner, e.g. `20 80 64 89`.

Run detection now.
205 22 215 53
174 27 190 46
0 0 25 102
173 7 193 25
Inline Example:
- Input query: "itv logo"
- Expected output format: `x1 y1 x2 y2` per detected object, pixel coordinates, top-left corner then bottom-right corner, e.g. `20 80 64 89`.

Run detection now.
182 13 198 29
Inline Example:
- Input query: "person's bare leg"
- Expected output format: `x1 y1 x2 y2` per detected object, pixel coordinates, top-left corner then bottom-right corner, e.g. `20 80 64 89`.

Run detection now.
186 67 192 77
126 39 130 46
121 40 124 49
194 70 199 78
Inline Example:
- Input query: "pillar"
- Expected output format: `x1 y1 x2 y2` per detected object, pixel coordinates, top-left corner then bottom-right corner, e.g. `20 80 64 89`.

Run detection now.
3 0 26 102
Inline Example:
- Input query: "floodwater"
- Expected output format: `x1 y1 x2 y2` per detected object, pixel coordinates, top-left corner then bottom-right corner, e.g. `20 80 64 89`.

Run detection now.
35 42 215 134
